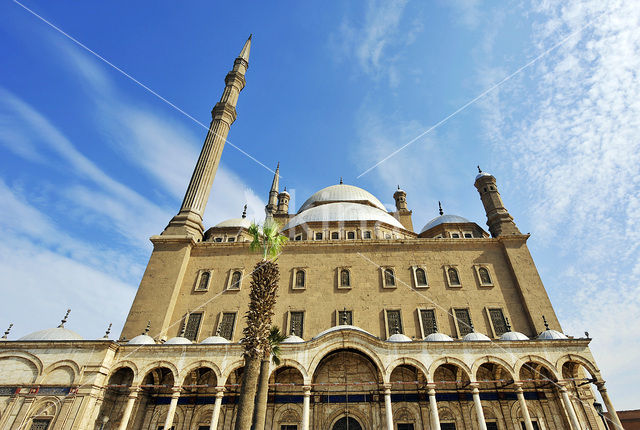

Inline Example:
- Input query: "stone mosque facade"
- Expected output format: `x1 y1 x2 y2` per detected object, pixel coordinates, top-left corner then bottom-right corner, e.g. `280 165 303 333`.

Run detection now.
0 36 625 430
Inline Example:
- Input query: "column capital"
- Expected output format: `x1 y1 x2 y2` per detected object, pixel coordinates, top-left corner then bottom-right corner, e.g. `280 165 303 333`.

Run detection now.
595 380 606 390
381 383 392 394
128 386 141 397
302 385 312 395
214 387 226 396
514 382 524 393
170 386 182 396
469 382 480 393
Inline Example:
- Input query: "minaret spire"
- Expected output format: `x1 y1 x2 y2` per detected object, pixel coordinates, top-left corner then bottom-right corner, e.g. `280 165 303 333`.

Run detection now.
265 163 280 216
163 35 252 238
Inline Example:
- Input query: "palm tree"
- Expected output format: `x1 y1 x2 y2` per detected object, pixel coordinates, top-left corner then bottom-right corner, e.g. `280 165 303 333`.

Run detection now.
251 326 287 430
234 220 287 430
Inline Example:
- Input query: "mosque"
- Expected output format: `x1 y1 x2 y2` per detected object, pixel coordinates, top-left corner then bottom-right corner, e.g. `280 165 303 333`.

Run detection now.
0 36 624 430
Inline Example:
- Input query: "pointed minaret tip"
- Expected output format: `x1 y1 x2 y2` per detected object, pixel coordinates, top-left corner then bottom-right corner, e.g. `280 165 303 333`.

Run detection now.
239 34 252 62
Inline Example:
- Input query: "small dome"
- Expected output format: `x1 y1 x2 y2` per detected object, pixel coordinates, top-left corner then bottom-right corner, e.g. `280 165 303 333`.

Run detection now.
387 333 412 342
500 331 530 341
280 189 290 197
463 331 491 342
312 325 374 340
164 336 192 345
421 214 471 233
19 327 84 341
283 202 405 231
213 217 252 229
424 332 454 342
298 184 387 213
127 334 156 345
282 335 304 343
201 335 230 344
475 171 493 181
538 329 568 340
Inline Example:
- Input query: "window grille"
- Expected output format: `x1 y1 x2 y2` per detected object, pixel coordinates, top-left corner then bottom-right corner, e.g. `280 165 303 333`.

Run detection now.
478 267 492 285
30 420 51 430
290 311 304 337
521 422 540 430
197 271 210 291
184 313 202 341
486 423 498 430
415 268 427 286
386 310 403 335
398 425 415 430
448 268 460 285
218 312 236 340
384 268 396 286
230 271 242 289
420 309 437 336
441 424 456 430
489 309 508 336
454 309 472 337
281 426 298 430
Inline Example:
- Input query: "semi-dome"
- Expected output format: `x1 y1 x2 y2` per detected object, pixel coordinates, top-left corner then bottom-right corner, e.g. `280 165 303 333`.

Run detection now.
387 333 412 342
282 334 305 343
19 327 84 341
127 334 156 345
500 331 530 341
213 217 252 229
312 325 374 340
298 184 387 213
538 329 568 340
164 336 192 345
463 331 491 341
420 214 471 233
283 202 405 231
201 335 230 344
424 332 454 342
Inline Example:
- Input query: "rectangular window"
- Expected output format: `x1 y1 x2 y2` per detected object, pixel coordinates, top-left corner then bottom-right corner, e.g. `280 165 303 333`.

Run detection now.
454 309 473 337
398 425 414 430
451 233 460 238
386 309 403 335
486 423 498 430
184 313 203 341
315 232 323 240
227 237 235 242
281 426 298 430
440 423 456 430
290 311 304 337
488 308 508 337
30 420 51 430
338 310 352 325
347 231 355 239
331 232 339 239
218 312 236 340
521 422 540 430
463 233 473 238
420 309 437 336
364 231 372 239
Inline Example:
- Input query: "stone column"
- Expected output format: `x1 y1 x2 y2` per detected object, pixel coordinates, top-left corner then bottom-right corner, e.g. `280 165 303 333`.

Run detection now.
301 385 311 430
471 384 487 430
117 387 140 430
162 388 181 430
559 385 582 430
427 385 440 430
515 383 534 430
596 381 623 430
383 384 394 430
12 396 35 430
209 388 225 430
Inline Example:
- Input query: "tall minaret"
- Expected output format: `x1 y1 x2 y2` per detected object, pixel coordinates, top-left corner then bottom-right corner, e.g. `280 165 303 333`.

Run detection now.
163 35 252 239
474 167 521 237
265 162 280 216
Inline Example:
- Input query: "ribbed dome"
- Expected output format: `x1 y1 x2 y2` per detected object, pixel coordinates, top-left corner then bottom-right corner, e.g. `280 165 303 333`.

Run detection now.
200 335 230 344
283 202 404 231
387 333 412 342
164 336 192 345
213 217 251 229
298 184 387 213
463 331 491 341
282 334 304 343
19 327 84 341
500 331 530 341
127 334 156 345
421 214 471 233
538 329 568 340
424 332 454 342
312 325 374 340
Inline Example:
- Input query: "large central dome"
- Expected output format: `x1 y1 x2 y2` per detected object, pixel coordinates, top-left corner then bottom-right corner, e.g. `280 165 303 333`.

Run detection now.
298 184 387 213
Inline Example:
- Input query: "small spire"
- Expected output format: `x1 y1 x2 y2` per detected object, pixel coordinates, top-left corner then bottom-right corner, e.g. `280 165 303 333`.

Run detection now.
143 321 151 336
179 312 189 337
397 185 400 190
339 177 343 184
542 315 550 330
238 34 252 62
58 309 71 328
291 321 297 336
270 163 280 193
103 323 112 339
242 204 247 219
2 323 13 339
477 165 482 173
505 317 512 332
438 201 444 216
433 320 439 333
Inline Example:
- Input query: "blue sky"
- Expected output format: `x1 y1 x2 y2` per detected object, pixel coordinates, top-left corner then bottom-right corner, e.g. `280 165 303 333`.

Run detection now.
1 1 638 407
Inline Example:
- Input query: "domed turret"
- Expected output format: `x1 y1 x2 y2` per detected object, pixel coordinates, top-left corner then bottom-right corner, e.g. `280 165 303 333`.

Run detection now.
499 319 529 341
423 322 453 342
127 321 155 345
387 333 412 342
462 323 491 341
537 316 568 340
19 309 84 342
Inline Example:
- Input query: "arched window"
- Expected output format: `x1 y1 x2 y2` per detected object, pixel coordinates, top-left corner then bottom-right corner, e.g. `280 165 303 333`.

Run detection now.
384 268 395 286
478 267 492 285
447 268 460 286
295 270 305 288
230 271 242 289
198 271 210 290
415 268 427 286
340 269 350 287
347 231 355 239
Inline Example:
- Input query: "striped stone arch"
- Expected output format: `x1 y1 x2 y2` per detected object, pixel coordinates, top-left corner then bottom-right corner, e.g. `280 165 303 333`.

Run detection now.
138 360 179 385
427 356 472 382
177 360 221 386
384 356 429 384
471 355 517 381
107 360 139 383
514 355 561 381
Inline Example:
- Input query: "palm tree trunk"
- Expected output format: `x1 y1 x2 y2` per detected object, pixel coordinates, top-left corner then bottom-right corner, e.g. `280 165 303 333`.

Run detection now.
234 354 261 430
251 358 271 430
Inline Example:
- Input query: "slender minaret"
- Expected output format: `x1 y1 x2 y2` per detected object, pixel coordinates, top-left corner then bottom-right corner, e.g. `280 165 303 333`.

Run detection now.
265 162 280 216
474 167 521 237
163 35 252 238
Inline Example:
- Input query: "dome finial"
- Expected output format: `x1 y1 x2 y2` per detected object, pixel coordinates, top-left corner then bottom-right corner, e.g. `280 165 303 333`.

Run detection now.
433 320 439 333
477 165 482 173
180 312 189 337
143 321 151 335
505 317 512 332
438 201 444 216
469 321 475 332
216 326 222 336
542 315 550 330
103 323 112 339
2 323 13 339
291 321 298 336
242 204 247 219
339 177 343 184
58 309 71 328
397 185 400 190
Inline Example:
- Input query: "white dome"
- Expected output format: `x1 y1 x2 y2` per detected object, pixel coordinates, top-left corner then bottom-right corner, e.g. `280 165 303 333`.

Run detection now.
500 331 529 341
19 327 84 341
424 332 454 342
214 217 251 229
298 184 387 213
282 335 304 343
387 333 412 342
164 336 192 345
421 214 472 233
475 171 493 181
538 329 568 340
463 332 491 341
312 325 374 340
127 334 156 345
283 202 405 231
201 335 230 344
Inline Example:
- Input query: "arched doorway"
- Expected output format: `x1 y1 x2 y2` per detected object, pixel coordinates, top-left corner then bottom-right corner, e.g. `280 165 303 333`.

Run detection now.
332 416 363 430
